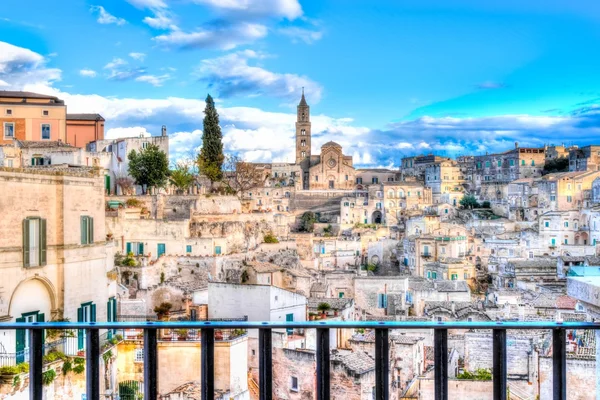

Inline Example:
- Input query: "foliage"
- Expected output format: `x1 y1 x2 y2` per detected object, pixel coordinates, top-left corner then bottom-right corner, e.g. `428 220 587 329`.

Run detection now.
46 318 73 342
154 302 172 319
74 357 85 365
317 302 331 313
222 154 265 197
366 263 378 272
456 368 492 381
17 363 29 374
481 201 491 209
299 211 317 232
323 224 332 234
122 253 137 267
169 162 195 193
197 94 224 185
42 369 56 386
73 364 85 375
175 329 189 338
12 375 20 387
62 359 72 375
542 157 569 175
43 350 67 364
0 366 20 375
263 232 279 243
354 223 378 229
128 144 170 193
125 198 144 208
459 194 480 209
102 350 114 365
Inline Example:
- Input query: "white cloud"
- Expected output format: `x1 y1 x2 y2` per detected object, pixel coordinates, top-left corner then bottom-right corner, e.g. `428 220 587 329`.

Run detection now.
79 69 97 78
143 10 177 29
197 50 323 101
278 26 323 44
153 22 267 50
191 0 302 20
125 0 167 9
104 58 127 70
103 57 146 81
0 41 61 89
135 74 171 87
105 127 152 139
90 6 127 25
129 52 147 61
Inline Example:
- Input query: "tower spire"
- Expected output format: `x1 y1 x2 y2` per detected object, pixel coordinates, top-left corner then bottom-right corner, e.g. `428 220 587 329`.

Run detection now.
299 87 308 106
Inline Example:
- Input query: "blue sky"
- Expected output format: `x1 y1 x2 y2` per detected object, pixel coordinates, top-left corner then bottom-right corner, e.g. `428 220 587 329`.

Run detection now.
2 0 600 166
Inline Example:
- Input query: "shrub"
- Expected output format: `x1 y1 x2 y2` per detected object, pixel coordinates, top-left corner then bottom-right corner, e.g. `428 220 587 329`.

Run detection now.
125 198 144 208
263 232 279 243
42 369 56 386
317 302 331 313
0 366 20 375
43 350 66 364
366 263 378 272
481 201 491 209
62 359 72 375
154 302 172 319
456 368 492 381
73 365 85 375
17 363 29 373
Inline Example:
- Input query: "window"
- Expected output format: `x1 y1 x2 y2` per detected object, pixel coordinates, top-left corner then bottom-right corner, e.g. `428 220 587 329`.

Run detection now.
77 302 96 350
134 348 144 363
126 242 144 256
564 239 568 245
6 109 12 115
80 216 94 245
15 311 45 363
315 175 319 182
345 175 348 181
432 272 437 279
290 376 299 392
464 273 469 279
40 123 50 140
301 129 306 136
301 140 306 147
445 209 448 214
423 245 429 256
544 221 549 228
485 161 490 168
4 122 14 139
551 238 556 246
497 160 502 167
339 292 344 298
23 217 47 267
567 184 571 190
7 159 13 167
451 274 458 280
344 202 349 206
550 195 556 201
531 160 535 166
301 151 306 158
441 247 446 254
567 196 572 203
42 110 49 116
377 293 388 308
510 159 515 166
476 162 481 169
157 243 166 257
372 177 379 184
215 245 222 255
356 177 363 184
521 160 525 166
142 142 149 149
564 222 569 228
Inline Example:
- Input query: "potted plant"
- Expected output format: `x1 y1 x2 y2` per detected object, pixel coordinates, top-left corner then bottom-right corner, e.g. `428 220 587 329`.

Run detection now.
0 366 20 384
214 330 223 341
308 312 316 321
175 329 188 341
317 302 331 318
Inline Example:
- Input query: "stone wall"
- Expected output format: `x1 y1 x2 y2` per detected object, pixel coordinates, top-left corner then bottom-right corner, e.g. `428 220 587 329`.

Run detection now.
272 348 315 400
539 356 596 400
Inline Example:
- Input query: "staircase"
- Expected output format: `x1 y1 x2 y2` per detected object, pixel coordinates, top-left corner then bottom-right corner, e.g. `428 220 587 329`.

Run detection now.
508 384 536 400
248 373 259 400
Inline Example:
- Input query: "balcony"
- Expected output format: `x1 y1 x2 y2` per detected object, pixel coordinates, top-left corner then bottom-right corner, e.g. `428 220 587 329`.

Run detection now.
3 320 595 400
421 253 433 258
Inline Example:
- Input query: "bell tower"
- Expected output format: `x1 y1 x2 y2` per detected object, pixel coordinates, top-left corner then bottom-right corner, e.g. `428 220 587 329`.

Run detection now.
295 88 311 164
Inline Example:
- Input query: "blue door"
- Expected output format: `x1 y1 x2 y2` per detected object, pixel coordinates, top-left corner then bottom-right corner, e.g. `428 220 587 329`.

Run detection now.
215 246 222 255
157 243 166 257
286 313 294 334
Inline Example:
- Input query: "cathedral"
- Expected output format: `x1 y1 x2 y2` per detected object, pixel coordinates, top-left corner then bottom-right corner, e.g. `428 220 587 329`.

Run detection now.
295 90 356 190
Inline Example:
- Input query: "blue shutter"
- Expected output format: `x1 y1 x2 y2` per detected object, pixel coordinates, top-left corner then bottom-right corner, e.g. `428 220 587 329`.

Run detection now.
91 304 97 322
126 242 132 254
77 307 84 350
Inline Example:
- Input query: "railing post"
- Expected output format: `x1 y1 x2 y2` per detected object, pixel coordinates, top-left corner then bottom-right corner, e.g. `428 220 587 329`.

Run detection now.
86 328 100 400
29 329 43 400
552 328 566 400
316 327 330 400
201 328 215 400
434 328 448 400
375 328 389 400
144 328 158 400
493 329 507 400
259 328 272 400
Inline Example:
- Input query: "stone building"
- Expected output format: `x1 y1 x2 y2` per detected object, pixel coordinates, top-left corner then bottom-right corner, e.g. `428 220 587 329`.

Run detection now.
569 144 600 172
425 159 466 205
472 143 545 191
537 170 600 213
400 154 451 181
355 168 397 186
545 144 575 161
307 141 356 190
0 165 116 361
0 91 67 145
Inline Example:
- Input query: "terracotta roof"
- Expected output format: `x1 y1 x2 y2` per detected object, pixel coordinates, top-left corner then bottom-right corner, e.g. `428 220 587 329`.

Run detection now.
555 295 577 310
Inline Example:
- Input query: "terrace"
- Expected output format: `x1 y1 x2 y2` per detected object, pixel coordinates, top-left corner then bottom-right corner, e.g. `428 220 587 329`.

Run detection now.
3 320 598 400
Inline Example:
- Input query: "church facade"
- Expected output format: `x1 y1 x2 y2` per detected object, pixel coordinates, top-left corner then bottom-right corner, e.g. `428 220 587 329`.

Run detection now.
295 91 356 190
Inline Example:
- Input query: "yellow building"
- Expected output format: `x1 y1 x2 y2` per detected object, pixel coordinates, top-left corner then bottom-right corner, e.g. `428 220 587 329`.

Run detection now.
0 91 67 145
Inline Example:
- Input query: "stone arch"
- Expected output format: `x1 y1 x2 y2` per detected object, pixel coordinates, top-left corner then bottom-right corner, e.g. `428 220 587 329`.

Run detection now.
9 276 58 317
372 210 382 224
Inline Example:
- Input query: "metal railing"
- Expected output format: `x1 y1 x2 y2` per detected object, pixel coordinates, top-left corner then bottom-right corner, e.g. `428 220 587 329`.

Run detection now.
2 320 598 400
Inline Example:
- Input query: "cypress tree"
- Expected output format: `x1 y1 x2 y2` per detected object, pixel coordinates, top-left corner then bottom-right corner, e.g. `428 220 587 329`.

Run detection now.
198 94 224 185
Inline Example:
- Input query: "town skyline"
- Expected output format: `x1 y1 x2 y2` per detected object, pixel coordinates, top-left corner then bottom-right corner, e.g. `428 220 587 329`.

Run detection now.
3 0 600 167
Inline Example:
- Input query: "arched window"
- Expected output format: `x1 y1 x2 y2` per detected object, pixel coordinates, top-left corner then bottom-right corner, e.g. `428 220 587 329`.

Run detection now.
398 190 404 198
301 129 306 135
301 151 306 158
388 190 394 198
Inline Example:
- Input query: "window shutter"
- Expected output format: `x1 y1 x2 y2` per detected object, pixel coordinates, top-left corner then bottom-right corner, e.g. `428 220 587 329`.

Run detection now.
89 217 94 243
38 313 46 342
139 243 144 255
91 304 97 322
112 298 117 322
77 307 84 350
23 219 30 267
40 219 47 266
126 242 132 254
80 216 86 244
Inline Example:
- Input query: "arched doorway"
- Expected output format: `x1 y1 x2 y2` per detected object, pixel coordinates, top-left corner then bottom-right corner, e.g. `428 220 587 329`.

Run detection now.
372 211 382 224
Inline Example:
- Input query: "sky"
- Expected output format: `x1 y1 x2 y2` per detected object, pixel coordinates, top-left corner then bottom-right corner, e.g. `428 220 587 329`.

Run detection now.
2 0 600 167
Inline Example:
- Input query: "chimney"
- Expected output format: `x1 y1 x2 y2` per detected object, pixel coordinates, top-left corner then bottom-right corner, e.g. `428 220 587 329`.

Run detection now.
451 301 456 314
515 142 519 149
162 125 167 137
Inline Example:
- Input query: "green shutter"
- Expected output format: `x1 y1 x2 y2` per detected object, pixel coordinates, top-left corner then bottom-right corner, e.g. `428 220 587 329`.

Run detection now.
15 317 25 364
107 300 113 338
23 219 30 267
126 242 132 254
77 307 84 350
38 313 45 343
89 217 94 243
91 304 96 322
112 298 117 322
138 243 144 255
81 216 85 244
40 219 47 266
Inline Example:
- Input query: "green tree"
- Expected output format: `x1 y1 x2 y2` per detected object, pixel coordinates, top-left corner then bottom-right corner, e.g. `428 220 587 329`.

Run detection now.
197 94 224 187
169 162 195 193
299 211 317 232
459 194 480 209
127 144 169 194
542 157 569 175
